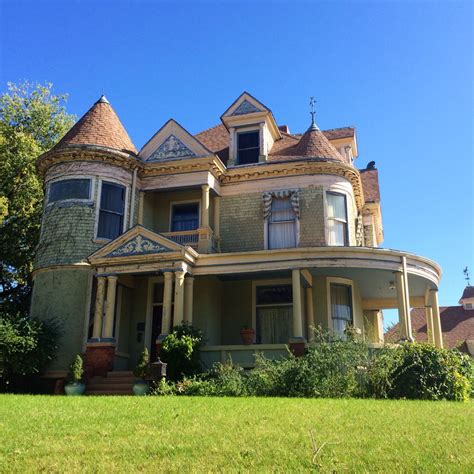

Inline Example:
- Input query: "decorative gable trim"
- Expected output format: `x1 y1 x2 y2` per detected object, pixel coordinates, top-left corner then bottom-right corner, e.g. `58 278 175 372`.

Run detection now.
139 119 213 162
148 134 196 161
107 234 172 257
231 99 262 116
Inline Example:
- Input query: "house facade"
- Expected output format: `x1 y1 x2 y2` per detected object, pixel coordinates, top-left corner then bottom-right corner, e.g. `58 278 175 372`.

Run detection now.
31 92 443 375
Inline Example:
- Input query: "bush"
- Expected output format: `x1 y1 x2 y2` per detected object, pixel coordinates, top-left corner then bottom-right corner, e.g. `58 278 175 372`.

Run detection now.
160 323 203 381
134 347 150 379
0 312 59 391
367 343 473 401
68 354 84 383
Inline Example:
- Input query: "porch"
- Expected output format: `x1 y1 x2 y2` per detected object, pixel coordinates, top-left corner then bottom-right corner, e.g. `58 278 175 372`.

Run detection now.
85 244 442 372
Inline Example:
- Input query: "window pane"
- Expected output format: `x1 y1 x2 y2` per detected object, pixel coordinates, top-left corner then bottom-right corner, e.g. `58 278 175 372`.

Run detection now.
257 285 292 305
238 148 259 165
328 220 346 246
238 131 259 149
171 203 199 231
327 193 347 220
49 179 90 203
331 284 352 322
270 197 295 222
256 306 292 344
269 222 296 249
100 182 125 213
97 210 123 239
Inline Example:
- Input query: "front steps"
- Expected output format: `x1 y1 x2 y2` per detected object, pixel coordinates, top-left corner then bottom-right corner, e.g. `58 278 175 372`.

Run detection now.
86 371 135 395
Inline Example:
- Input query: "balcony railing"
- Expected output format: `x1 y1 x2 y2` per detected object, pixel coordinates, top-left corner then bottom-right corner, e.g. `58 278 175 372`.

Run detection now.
162 230 199 246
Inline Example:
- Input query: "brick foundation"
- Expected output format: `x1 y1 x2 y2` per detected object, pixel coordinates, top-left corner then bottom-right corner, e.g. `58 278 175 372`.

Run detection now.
85 342 116 376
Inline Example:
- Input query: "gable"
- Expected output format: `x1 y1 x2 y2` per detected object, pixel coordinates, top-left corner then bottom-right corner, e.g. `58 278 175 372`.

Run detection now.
221 92 270 119
88 225 187 263
139 119 212 162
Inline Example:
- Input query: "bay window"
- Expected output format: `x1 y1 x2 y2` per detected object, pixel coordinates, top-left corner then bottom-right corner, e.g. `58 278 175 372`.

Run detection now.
48 178 91 203
97 181 125 240
327 192 348 246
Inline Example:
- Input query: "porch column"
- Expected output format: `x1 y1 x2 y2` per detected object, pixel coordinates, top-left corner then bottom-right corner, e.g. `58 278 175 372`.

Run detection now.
161 271 174 335
305 287 315 341
102 275 118 339
92 276 106 339
430 289 443 348
173 270 186 326
425 305 434 344
292 269 304 338
401 256 413 340
138 191 144 225
395 271 408 340
213 195 221 249
184 276 194 324
201 184 210 228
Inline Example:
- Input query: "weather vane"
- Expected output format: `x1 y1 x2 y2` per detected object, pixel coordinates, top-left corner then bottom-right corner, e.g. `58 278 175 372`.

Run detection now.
308 96 319 131
464 267 471 286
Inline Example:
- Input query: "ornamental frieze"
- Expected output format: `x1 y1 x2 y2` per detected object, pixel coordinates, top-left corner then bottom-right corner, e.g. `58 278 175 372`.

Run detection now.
107 235 172 257
148 135 196 161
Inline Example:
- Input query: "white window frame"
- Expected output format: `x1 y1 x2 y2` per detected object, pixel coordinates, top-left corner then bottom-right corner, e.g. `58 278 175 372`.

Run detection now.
325 190 349 246
46 175 94 207
94 177 129 242
264 197 300 250
252 278 292 345
326 277 358 334
168 199 201 232
231 124 262 166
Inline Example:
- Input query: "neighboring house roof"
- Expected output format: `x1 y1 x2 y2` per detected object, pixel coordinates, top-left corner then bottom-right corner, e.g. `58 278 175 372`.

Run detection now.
385 306 474 352
360 168 381 203
195 123 348 165
54 95 137 154
460 286 474 301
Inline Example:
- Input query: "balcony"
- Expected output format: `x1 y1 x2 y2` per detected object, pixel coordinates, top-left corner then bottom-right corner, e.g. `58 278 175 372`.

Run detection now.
162 230 199 247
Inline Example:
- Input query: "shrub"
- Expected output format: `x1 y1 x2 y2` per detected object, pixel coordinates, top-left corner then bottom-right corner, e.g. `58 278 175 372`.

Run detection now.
0 312 60 391
160 323 203 381
134 347 150 379
367 343 473 401
68 354 84 383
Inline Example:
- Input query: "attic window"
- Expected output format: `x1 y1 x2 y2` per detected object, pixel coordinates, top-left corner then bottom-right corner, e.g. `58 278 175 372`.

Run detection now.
237 131 259 165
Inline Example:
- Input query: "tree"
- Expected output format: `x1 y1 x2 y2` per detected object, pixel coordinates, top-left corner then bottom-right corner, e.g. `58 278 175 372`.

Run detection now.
0 82 75 314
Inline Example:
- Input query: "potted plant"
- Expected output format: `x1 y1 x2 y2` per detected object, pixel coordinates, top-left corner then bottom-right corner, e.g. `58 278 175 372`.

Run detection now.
240 325 255 345
133 347 150 395
64 354 86 396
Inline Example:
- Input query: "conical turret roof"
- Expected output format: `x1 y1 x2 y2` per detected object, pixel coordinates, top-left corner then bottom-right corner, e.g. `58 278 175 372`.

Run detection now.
54 95 137 154
295 124 345 162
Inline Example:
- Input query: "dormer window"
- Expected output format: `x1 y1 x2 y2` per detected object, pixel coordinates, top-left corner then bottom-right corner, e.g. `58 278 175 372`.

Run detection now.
237 130 260 165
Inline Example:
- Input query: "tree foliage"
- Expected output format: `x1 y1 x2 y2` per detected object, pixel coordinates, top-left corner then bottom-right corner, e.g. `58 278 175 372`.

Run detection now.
0 82 75 313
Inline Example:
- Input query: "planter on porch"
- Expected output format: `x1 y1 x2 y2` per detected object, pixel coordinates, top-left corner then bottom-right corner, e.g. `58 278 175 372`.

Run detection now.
240 327 255 345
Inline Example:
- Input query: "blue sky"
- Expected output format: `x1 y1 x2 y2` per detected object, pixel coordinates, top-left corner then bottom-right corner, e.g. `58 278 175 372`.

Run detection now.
1 1 472 325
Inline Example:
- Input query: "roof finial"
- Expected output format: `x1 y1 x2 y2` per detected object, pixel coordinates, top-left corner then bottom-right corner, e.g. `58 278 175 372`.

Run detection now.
464 266 471 286
97 90 109 104
308 96 319 131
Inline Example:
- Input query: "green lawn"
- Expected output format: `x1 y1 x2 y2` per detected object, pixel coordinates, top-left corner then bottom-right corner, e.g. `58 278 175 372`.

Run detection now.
0 395 472 472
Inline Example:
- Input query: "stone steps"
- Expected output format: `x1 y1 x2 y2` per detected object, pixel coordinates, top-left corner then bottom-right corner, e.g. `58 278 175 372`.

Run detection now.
86 371 135 396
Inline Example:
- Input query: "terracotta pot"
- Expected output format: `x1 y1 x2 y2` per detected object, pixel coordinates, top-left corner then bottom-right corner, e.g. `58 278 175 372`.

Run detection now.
240 328 255 345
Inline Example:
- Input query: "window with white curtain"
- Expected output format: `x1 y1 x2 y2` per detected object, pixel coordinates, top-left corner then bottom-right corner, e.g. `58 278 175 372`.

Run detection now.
268 197 296 249
330 283 353 337
327 192 348 246
97 181 125 240
256 285 292 344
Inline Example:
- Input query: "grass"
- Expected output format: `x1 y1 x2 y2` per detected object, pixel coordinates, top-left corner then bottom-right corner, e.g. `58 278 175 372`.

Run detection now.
0 395 473 472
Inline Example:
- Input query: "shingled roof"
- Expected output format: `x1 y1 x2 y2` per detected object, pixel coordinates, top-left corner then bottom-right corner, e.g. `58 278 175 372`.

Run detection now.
54 96 137 154
195 123 348 165
385 306 474 352
460 286 474 301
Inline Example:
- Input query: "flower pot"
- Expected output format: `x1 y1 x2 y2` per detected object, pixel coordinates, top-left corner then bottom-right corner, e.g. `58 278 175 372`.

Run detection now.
240 328 255 345
64 382 86 396
133 380 149 396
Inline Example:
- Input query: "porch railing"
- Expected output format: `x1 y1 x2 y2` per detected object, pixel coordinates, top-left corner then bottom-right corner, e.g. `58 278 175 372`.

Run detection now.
162 230 199 246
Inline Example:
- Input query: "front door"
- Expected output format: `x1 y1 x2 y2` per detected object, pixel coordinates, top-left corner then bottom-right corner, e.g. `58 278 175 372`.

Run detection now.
150 305 163 362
